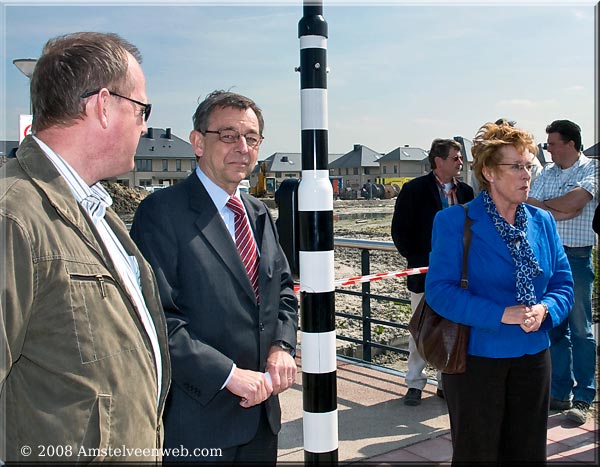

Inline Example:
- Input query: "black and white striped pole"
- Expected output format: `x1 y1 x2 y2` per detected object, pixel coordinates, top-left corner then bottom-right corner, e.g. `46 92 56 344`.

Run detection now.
297 1 338 464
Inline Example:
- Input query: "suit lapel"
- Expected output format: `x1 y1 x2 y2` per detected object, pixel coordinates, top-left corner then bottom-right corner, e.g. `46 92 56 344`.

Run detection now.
468 196 516 262
186 176 258 303
525 208 545 254
426 172 443 211
105 210 172 408
469 197 547 267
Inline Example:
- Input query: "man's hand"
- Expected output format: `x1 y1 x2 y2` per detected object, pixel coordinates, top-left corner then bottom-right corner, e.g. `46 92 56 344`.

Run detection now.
226 368 273 408
266 346 297 396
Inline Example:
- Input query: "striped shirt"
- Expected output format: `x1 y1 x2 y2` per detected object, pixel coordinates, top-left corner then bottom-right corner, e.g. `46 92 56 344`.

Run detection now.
195 166 242 388
529 154 598 247
433 171 459 208
33 136 162 405
194 167 266 389
195 166 259 250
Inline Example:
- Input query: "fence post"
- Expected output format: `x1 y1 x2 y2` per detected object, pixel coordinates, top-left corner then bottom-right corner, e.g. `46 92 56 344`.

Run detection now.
361 249 372 362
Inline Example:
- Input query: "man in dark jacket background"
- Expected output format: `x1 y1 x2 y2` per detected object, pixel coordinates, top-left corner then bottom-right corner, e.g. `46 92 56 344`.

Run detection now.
391 138 474 406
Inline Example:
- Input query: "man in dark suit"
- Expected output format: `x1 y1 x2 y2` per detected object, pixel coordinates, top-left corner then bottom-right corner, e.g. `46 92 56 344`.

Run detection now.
130 91 298 464
391 138 474 406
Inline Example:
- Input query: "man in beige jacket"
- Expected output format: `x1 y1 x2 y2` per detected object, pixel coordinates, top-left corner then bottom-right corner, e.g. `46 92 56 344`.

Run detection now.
0 32 171 462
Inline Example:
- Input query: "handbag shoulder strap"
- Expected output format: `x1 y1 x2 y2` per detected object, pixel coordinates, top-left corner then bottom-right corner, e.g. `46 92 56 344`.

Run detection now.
460 204 473 290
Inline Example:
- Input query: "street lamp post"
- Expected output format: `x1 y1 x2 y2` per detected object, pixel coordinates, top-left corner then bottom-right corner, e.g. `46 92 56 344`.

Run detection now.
13 58 37 113
13 58 37 78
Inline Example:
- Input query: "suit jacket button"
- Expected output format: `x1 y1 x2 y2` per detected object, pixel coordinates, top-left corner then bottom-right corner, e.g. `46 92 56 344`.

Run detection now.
259 322 265 331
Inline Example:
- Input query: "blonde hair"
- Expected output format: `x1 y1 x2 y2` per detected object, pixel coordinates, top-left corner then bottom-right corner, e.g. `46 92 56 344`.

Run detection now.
472 122 538 191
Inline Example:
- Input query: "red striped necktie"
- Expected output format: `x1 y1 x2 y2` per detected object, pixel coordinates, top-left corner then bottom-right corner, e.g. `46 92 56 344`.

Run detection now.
226 196 259 300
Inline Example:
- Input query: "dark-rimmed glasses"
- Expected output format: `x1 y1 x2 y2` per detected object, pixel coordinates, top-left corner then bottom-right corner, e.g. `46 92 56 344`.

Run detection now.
204 129 263 149
81 89 152 122
497 163 535 172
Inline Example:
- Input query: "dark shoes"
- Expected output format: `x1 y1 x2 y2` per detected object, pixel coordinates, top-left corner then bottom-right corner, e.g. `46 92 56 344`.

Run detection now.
566 401 590 424
436 388 444 399
550 398 572 411
404 388 422 406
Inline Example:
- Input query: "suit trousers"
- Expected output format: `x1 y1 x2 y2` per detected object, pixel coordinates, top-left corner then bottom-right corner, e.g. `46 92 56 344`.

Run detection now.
442 349 550 464
219 404 278 465
406 292 442 391
164 404 277 464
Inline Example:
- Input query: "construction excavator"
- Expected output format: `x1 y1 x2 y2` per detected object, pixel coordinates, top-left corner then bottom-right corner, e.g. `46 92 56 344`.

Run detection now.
249 161 277 198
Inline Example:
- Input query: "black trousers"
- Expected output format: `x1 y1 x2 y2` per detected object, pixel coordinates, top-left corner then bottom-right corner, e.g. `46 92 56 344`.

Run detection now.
442 349 550 465
219 405 278 465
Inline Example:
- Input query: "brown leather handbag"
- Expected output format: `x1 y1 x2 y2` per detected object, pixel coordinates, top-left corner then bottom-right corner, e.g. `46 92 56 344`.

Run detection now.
408 205 472 374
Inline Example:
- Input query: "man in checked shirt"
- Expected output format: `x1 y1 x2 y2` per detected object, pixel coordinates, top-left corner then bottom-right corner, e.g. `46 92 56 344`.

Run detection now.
528 119 598 424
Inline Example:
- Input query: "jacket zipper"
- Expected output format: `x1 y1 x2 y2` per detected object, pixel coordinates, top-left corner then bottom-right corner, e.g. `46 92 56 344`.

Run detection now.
69 273 113 298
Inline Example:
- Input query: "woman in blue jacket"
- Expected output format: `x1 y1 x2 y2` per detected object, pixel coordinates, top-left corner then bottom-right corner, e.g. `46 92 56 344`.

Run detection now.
425 122 573 464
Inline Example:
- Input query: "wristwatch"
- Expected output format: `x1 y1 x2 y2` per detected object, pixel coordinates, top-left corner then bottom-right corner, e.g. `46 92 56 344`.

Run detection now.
274 340 296 357
540 302 549 322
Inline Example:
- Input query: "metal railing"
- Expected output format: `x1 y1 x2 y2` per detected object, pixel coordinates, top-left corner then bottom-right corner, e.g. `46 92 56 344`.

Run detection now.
333 237 411 363
125 225 409 365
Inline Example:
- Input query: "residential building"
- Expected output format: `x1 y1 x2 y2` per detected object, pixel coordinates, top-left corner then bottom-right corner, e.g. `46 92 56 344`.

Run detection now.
249 151 344 188
109 127 196 187
328 144 382 190
378 145 428 180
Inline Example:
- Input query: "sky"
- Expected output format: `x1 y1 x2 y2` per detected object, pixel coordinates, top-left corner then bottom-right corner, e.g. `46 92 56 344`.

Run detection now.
1 0 597 160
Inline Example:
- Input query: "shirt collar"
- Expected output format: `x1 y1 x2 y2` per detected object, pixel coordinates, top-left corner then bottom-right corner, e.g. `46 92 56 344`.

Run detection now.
432 170 457 189
195 166 241 211
548 153 587 173
32 135 113 222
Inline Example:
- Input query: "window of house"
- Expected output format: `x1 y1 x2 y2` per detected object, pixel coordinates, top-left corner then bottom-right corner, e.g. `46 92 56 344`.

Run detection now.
162 159 168 171
136 159 152 172
176 159 181 171
383 166 387 174
345 168 349 175
353 167 358 175
364 167 370 175
275 172 282 178
338 169 342 176
139 179 152 187
394 165 398 174
191 159 197 170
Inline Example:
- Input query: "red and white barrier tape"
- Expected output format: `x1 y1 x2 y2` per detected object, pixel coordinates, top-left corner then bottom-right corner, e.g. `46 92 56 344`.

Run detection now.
293 266 428 293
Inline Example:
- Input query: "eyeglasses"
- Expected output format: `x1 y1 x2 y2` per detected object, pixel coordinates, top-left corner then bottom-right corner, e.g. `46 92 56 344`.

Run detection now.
204 129 263 149
497 163 535 172
451 155 463 162
81 89 152 122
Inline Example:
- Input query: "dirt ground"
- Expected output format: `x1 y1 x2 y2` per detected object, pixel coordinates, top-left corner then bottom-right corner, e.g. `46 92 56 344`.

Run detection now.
329 199 417 372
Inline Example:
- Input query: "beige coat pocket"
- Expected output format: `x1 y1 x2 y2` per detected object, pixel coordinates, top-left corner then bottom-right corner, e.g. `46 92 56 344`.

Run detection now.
67 265 144 364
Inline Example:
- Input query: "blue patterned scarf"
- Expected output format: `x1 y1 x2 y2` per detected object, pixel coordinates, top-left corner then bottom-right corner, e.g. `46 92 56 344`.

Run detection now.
482 190 543 305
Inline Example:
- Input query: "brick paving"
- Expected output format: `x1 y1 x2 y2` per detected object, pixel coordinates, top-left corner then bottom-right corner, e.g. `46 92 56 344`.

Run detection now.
278 354 598 465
